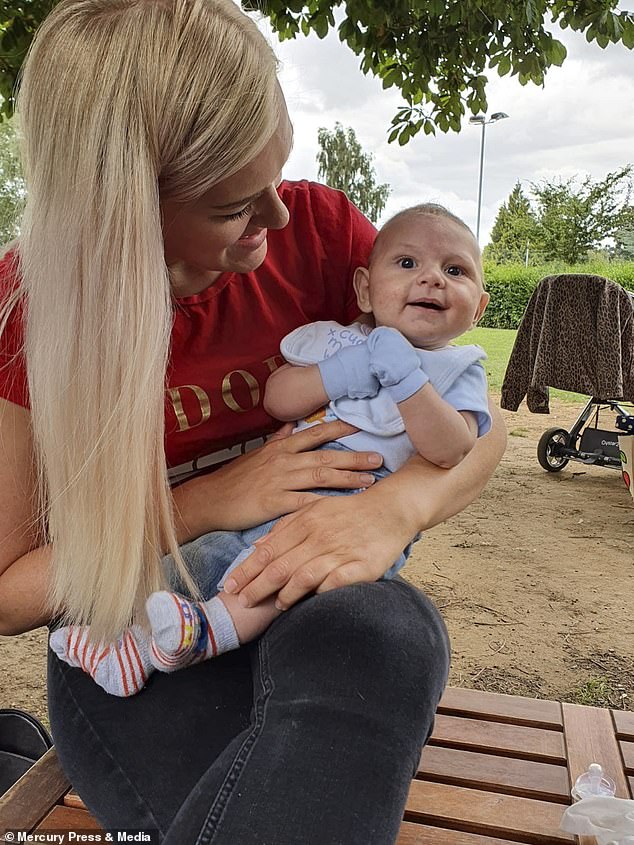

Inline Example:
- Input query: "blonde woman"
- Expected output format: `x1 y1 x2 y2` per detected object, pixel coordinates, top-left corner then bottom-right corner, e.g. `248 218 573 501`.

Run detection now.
0 1 506 842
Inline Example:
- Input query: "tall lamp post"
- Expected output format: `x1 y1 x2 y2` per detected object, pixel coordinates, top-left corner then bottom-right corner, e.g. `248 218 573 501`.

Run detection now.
469 112 509 243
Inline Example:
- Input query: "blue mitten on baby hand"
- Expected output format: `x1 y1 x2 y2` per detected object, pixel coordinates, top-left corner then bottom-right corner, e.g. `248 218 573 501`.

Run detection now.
317 342 380 400
367 327 429 403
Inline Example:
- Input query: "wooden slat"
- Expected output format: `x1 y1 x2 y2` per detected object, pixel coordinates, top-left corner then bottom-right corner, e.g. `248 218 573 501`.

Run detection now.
430 714 567 764
613 710 634 740
418 745 569 802
397 820 519 844
63 791 87 811
439 687 563 730
0 748 70 834
562 703 632 798
4 689 629 845
36 804 102 831
405 780 574 844
621 740 634 772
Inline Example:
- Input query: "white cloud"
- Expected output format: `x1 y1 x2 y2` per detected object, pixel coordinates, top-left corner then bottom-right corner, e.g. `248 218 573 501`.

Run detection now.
253 12 633 244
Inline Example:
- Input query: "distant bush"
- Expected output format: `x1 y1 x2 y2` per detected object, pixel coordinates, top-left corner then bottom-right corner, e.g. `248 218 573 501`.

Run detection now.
481 261 634 329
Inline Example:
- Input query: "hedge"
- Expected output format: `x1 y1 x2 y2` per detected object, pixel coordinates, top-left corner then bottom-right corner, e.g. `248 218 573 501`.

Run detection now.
480 261 634 329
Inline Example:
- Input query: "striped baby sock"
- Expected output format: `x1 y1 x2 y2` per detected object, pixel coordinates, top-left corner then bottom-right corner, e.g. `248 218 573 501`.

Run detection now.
146 592 239 672
49 624 153 697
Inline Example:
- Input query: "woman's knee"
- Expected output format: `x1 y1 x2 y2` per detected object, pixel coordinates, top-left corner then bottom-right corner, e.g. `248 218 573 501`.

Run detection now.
266 578 450 704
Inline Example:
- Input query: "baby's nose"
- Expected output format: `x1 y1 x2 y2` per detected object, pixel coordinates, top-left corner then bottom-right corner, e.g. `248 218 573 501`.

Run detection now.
417 267 445 287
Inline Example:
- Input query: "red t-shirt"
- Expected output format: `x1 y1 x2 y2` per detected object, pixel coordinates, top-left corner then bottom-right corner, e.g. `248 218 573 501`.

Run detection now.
0 181 376 482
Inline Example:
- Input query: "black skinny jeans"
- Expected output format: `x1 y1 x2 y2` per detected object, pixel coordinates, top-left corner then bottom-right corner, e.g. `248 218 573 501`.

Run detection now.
47 577 450 845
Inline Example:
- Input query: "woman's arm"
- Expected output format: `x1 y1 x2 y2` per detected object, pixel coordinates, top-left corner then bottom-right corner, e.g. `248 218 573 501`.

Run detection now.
0 398 50 634
0 396 380 633
0 547 54 635
364 402 505 532
221 402 507 609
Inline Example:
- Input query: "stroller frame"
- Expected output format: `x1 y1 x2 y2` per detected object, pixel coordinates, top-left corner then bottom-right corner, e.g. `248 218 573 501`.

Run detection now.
537 397 633 472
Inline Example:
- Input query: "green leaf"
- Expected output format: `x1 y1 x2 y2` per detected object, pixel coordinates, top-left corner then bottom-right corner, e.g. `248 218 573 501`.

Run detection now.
498 54 511 75
548 39 567 65
382 67 400 88
313 14 329 39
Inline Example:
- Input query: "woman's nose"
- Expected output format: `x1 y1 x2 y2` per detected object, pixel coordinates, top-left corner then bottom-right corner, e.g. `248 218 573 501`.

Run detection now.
251 184 289 231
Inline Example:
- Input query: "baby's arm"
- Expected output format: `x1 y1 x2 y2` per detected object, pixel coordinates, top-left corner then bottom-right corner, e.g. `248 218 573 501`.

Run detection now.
367 327 479 469
263 363 329 421
264 343 380 421
396 388 478 468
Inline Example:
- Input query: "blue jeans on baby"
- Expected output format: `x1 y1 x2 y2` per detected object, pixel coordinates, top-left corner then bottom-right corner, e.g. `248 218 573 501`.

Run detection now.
166 442 418 600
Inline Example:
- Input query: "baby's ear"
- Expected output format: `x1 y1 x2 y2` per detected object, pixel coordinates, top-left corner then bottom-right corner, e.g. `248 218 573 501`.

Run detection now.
353 266 373 313
472 291 489 326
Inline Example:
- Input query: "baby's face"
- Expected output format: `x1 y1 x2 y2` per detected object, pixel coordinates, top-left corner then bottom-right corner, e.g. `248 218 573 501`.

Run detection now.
354 215 489 350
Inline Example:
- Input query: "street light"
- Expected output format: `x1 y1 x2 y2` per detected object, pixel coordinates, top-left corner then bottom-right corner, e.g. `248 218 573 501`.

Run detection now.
469 112 509 243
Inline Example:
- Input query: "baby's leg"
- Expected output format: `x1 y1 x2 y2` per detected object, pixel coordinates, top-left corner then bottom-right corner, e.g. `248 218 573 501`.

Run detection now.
147 546 281 672
49 624 153 697
217 587 282 643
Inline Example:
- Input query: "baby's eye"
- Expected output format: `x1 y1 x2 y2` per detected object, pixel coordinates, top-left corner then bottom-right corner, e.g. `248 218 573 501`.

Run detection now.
445 265 464 276
399 257 416 269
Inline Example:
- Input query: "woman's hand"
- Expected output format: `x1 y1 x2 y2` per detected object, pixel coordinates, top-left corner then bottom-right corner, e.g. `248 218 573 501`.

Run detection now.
221 402 506 608
173 420 384 538
222 481 419 610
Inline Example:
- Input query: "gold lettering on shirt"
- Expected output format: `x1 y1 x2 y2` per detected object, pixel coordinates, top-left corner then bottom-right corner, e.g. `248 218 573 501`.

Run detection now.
222 369 260 412
262 354 284 374
167 385 211 431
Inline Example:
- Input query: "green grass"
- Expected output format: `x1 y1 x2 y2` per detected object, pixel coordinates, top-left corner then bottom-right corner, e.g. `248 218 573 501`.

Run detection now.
455 326 587 403
568 677 617 708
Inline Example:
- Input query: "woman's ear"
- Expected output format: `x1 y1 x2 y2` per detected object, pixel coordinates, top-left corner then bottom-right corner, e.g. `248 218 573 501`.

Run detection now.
472 291 490 327
353 266 373 314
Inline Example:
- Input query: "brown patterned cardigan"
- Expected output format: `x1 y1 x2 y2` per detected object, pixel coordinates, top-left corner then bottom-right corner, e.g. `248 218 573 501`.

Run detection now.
501 274 634 413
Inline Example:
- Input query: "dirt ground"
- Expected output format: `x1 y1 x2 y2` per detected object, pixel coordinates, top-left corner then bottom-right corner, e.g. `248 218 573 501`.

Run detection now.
1 395 633 725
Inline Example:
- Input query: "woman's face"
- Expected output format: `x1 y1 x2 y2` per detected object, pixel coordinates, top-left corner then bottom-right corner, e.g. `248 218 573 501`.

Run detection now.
161 104 293 295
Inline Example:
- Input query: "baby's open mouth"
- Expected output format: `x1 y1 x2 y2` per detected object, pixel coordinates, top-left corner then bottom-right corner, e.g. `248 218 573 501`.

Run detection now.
409 300 444 310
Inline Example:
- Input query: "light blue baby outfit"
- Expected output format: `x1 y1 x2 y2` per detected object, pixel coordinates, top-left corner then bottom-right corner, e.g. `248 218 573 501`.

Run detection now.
166 321 491 599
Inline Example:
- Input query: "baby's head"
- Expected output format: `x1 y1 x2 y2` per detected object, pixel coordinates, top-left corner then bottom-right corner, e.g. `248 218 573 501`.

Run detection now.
354 204 489 350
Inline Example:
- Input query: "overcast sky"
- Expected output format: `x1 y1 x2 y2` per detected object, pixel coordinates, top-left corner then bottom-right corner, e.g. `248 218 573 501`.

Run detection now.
250 11 633 246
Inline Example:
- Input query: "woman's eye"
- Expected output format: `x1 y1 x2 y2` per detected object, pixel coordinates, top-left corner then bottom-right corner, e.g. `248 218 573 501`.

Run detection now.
399 257 416 269
223 204 252 222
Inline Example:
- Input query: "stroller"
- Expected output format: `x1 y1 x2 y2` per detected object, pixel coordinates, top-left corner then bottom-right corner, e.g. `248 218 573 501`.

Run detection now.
500 274 634 475
536 402 633 473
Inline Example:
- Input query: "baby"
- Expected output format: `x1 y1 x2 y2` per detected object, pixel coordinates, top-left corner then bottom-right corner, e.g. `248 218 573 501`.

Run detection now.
51 203 491 695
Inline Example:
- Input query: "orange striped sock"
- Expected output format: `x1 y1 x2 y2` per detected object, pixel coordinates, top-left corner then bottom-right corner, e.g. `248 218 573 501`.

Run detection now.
50 624 153 697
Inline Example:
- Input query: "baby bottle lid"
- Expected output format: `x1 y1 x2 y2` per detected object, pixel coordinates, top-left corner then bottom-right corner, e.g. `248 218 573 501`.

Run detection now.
572 762 617 801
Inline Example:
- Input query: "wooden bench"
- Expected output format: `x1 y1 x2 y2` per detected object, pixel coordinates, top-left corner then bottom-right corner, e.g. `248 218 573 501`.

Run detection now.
1 687 632 844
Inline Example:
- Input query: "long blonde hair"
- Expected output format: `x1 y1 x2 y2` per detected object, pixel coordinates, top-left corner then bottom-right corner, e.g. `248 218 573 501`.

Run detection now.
6 0 280 641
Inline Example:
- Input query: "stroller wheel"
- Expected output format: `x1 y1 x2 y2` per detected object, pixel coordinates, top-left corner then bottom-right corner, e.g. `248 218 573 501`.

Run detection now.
537 427 570 472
